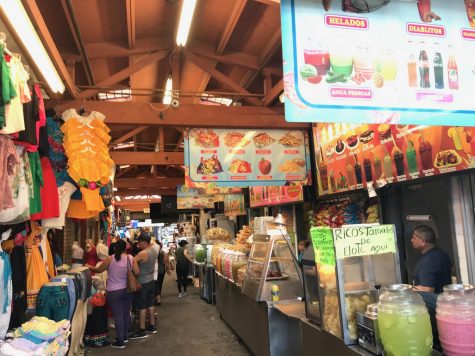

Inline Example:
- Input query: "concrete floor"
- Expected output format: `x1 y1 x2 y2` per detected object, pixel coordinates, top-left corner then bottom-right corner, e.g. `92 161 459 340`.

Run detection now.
87 274 251 356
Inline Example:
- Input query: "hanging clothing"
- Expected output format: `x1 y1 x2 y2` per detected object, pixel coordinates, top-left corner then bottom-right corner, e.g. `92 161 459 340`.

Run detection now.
36 282 69 322
0 222 27 330
3 55 30 136
61 109 113 218
0 45 18 132
0 136 19 211
0 251 13 339
46 116 69 186
16 82 45 152
26 151 43 216
42 181 76 229
25 221 49 310
0 146 30 225
30 157 59 221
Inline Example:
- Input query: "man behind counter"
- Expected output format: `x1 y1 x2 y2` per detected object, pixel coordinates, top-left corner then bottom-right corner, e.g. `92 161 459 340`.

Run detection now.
411 225 452 294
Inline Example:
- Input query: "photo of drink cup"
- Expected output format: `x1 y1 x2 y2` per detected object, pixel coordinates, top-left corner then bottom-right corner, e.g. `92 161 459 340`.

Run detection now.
363 158 373 182
374 157 382 180
346 163 356 186
406 141 418 174
393 149 405 176
419 136 433 170
465 0 475 29
383 153 393 179
354 159 363 185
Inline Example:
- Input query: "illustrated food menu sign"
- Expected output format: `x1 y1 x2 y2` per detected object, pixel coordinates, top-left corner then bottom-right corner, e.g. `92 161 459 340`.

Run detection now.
314 122 475 196
249 185 304 207
224 194 246 216
176 185 215 209
185 128 310 187
281 0 475 126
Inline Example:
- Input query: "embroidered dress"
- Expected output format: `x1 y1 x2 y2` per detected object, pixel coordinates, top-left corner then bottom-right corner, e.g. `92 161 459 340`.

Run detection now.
25 221 49 310
46 116 69 186
0 146 30 224
0 135 19 211
61 109 113 218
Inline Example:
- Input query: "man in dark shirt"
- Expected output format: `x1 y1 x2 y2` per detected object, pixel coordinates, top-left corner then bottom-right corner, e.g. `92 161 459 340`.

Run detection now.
411 225 452 294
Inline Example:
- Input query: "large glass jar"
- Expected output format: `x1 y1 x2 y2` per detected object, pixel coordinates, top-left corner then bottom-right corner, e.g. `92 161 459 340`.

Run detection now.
194 244 206 263
232 252 248 284
436 284 475 356
378 284 432 356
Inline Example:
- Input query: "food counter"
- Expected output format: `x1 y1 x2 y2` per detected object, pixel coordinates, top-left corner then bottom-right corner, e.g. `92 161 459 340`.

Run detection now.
215 228 305 356
216 274 304 356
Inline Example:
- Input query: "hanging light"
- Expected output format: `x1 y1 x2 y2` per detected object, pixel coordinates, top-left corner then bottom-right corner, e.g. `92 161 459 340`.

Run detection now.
0 0 65 93
163 77 172 104
176 0 197 46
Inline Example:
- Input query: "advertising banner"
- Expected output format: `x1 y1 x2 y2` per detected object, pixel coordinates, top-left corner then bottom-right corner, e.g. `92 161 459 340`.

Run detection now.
314 123 475 196
249 185 304 207
224 194 246 216
332 225 397 259
281 0 475 126
310 227 336 266
184 128 311 187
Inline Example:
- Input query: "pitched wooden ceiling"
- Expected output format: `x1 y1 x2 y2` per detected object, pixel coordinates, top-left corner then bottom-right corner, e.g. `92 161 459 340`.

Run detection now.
21 0 305 210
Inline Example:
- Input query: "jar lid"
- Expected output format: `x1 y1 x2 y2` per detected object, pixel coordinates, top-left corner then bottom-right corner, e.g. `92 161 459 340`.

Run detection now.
366 303 379 316
383 284 413 292
443 284 475 293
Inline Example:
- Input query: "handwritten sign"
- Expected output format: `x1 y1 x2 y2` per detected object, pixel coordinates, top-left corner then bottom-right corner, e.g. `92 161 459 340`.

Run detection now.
332 225 396 259
310 227 336 266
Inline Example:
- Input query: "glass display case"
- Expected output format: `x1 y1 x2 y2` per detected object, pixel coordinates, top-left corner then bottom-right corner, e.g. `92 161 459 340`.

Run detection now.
314 225 402 345
301 245 322 325
242 232 303 302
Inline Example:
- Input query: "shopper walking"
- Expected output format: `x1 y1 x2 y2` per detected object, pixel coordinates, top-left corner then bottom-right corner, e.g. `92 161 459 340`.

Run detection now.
155 241 170 305
130 233 158 339
175 240 194 297
87 239 139 349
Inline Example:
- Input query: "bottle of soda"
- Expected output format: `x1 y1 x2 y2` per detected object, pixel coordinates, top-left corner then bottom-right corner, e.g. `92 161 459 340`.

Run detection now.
448 46 459 90
419 48 430 88
271 283 280 302
434 49 444 89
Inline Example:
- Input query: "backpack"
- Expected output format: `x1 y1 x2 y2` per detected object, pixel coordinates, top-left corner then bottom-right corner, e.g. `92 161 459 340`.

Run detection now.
342 0 390 13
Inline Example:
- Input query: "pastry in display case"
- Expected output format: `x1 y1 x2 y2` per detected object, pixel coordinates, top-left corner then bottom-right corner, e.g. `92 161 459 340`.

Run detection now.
242 231 303 302
312 225 402 345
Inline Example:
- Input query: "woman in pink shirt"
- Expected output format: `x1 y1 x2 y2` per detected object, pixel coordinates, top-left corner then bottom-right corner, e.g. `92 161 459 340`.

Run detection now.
88 239 139 349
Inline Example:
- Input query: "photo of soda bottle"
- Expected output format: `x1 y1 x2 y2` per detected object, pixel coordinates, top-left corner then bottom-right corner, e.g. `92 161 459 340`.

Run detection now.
419 48 430 88
433 50 444 89
447 46 459 90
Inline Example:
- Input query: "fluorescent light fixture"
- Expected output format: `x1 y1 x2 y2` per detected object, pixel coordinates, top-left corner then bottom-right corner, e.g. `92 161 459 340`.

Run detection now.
163 77 172 104
0 0 65 93
176 0 197 46
115 141 134 150
115 196 122 202
120 165 131 169
113 187 118 192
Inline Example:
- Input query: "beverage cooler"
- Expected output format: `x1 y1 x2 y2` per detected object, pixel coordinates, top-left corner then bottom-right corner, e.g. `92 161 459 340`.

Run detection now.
307 225 402 345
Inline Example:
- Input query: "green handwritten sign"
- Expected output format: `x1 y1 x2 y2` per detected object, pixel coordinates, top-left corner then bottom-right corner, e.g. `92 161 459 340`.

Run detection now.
310 227 336 267
332 225 397 259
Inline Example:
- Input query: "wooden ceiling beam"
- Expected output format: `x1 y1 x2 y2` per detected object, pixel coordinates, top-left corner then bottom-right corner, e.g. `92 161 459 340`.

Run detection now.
116 165 135 178
188 41 259 70
21 0 79 98
45 101 307 129
61 37 173 60
110 151 184 166
115 177 184 189
253 0 280 7
240 28 282 89
184 50 262 106
59 0 95 86
112 125 148 144
262 78 283 106
126 0 136 49
193 0 248 104
78 50 170 99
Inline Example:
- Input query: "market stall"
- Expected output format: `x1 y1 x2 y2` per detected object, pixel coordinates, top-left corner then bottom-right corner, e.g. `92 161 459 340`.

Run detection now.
213 217 305 356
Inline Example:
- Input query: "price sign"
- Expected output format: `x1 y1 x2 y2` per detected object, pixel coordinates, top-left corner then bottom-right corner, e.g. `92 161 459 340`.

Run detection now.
310 227 336 266
332 225 397 259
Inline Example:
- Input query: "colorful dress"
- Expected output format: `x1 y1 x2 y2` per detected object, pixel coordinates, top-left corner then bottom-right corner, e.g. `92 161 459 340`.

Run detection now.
25 221 49 310
30 157 59 221
0 135 19 211
61 109 114 218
